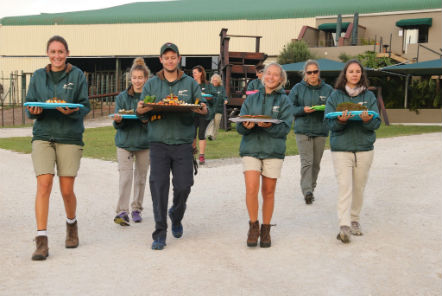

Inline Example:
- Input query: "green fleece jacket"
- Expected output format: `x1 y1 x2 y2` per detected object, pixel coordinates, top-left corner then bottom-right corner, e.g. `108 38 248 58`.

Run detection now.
210 84 227 114
25 64 90 146
288 80 333 137
113 85 149 151
200 82 216 120
247 79 263 91
139 70 206 145
237 88 293 159
325 89 381 152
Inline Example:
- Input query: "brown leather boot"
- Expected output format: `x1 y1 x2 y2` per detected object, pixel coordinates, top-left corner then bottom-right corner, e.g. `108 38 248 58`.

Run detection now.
260 224 273 248
65 221 79 248
247 220 260 247
32 236 49 261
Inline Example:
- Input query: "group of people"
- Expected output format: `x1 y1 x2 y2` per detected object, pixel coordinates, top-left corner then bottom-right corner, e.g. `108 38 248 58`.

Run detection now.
191 65 228 165
25 35 380 261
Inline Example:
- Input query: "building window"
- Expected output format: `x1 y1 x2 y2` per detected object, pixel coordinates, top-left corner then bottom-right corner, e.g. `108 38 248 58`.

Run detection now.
396 18 432 52
418 26 429 43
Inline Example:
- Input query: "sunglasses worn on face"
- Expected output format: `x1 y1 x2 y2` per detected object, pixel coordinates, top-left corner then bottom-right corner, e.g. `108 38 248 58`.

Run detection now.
306 70 319 75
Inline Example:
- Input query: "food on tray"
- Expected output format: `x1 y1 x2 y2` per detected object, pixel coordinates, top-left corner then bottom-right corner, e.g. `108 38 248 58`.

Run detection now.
45 98 66 103
144 93 200 107
143 95 156 103
336 102 367 111
118 109 135 114
240 115 272 119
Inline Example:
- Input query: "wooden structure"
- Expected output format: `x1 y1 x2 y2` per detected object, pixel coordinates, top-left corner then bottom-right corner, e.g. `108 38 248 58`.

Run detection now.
219 28 267 106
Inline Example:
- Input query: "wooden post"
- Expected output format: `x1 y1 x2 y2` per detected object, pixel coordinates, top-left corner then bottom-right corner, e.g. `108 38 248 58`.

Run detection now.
404 75 409 108
376 87 390 125
115 58 121 93
10 72 15 126
21 71 26 125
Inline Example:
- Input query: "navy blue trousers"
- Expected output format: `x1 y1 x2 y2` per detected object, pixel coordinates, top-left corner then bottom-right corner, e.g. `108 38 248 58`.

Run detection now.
149 143 194 241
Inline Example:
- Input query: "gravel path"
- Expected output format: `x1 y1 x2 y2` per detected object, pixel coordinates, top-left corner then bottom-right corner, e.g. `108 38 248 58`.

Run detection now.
0 117 112 138
0 133 441 296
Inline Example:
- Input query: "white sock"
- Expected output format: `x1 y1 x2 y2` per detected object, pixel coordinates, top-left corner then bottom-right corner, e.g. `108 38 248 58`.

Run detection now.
66 217 77 224
37 230 47 237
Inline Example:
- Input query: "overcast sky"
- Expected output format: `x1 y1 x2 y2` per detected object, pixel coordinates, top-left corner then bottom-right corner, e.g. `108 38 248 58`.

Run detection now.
0 0 171 19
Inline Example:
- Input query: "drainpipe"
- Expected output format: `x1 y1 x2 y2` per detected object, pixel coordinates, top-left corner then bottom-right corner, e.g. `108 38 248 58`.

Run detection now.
336 14 342 46
351 12 359 46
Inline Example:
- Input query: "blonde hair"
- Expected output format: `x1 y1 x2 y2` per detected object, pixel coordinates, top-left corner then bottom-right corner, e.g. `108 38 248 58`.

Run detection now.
302 59 320 80
210 73 223 86
130 57 150 78
261 62 287 91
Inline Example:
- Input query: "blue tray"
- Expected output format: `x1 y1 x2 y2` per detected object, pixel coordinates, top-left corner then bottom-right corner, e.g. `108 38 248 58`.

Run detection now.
109 114 138 119
325 111 379 121
202 93 213 97
24 102 84 109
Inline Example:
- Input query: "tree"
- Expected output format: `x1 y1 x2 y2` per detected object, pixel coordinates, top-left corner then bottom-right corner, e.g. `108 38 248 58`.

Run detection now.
277 40 314 65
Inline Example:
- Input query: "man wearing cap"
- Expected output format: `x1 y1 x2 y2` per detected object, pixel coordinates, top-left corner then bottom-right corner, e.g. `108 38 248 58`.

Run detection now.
247 64 265 92
136 43 208 250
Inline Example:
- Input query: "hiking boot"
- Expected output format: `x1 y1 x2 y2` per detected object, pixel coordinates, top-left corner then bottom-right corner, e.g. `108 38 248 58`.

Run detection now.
114 212 130 226
32 236 49 261
169 209 183 238
260 224 274 248
65 221 79 248
171 223 183 238
199 154 205 165
151 239 166 250
247 220 260 247
131 210 142 223
350 221 363 236
336 226 351 243
304 192 314 205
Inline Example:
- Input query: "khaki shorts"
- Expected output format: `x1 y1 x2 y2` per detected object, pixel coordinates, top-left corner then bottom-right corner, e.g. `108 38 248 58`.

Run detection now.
242 156 284 179
31 140 83 177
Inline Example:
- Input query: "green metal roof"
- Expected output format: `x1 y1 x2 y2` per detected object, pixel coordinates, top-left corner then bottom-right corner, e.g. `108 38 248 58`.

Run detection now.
318 22 351 32
382 59 442 75
395 18 433 27
282 59 345 76
1 0 441 26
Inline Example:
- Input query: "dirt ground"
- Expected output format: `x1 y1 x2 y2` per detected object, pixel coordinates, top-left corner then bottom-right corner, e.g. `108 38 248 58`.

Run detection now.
0 132 441 296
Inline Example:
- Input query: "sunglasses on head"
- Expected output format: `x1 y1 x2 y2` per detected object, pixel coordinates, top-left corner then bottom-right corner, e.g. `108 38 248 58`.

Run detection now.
306 70 319 75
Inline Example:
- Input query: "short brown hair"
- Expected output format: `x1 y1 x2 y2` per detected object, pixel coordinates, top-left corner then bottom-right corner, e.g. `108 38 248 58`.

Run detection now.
335 59 369 91
255 64 265 72
46 35 69 52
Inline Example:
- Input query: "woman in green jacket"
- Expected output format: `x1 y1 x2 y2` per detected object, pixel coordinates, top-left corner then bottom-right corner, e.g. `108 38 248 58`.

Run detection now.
237 63 293 248
289 60 333 205
206 73 228 140
25 35 90 260
192 65 214 164
112 58 150 226
325 59 381 244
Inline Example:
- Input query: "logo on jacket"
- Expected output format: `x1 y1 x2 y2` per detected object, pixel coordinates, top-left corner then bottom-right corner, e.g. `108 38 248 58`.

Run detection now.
63 82 74 90
272 106 280 113
319 96 327 101
178 89 188 97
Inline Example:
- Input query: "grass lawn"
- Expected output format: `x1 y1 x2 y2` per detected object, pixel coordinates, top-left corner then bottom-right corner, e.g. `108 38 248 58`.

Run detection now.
0 124 440 162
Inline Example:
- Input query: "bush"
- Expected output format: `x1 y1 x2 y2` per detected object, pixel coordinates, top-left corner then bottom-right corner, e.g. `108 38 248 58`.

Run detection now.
277 41 315 65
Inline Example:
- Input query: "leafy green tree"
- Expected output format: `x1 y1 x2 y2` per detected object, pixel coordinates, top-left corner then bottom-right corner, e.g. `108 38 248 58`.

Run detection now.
277 41 314 65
